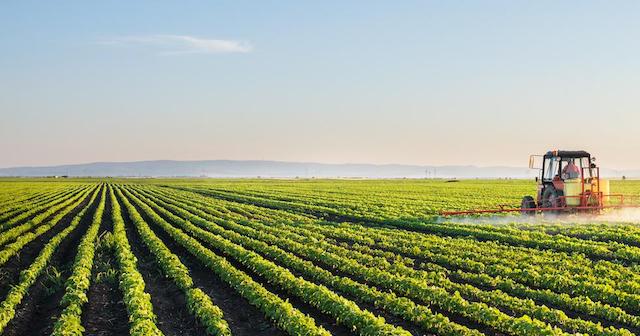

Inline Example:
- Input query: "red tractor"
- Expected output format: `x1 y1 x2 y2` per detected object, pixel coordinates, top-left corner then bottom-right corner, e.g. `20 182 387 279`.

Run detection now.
520 150 608 214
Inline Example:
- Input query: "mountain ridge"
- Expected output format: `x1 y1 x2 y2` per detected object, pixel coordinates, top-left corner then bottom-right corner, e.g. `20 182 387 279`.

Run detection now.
0 160 635 178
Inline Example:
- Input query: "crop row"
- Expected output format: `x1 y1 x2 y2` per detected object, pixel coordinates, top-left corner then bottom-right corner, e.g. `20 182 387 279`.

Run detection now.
108 186 164 335
52 185 107 335
174 185 640 310
167 183 640 266
144 184 640 335
130 185 571 336
0 185 82 224
129 186 481 336
0 186 101 333
120 186 418 336
155 184 640 315
113 186 330 336
0 186 96 267
0 184 92 234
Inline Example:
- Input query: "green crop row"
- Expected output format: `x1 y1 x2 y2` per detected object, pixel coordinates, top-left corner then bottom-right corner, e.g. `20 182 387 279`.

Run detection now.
0 185 94 246
115 186 332 336
122 186 413 336
114 186 231 336
0 186 95 267
108 185 163 336
146 184 640 335
52 185 107 335
333 223 640 315
130 185 482 336
135 186 567 336
0 184 92 234
0 186 101 333
170 183 640 330
196 186 640 314
0 185 81 224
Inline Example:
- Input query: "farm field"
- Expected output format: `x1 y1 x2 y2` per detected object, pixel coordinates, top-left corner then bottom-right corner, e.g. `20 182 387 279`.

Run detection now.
2 179 640 335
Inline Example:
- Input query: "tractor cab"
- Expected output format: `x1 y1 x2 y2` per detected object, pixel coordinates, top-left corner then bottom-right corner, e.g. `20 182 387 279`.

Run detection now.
523 150 608 213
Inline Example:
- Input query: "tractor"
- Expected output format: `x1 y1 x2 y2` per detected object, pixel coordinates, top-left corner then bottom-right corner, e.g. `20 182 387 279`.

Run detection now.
521 150 608 214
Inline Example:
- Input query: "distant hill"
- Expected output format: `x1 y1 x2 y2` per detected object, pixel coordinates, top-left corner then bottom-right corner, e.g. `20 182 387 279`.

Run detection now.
0 160 635 179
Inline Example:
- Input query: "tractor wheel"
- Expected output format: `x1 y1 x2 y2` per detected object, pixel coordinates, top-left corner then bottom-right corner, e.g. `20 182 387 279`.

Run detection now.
541 187 565 213
520 196 536 215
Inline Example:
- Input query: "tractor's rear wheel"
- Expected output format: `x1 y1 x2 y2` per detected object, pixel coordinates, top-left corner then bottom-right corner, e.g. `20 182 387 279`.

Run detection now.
542 187 565 213
521 196 536 215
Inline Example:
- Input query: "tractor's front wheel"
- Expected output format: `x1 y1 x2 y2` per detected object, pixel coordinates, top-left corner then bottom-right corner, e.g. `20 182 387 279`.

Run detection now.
542 187 565 213
521 196 536 215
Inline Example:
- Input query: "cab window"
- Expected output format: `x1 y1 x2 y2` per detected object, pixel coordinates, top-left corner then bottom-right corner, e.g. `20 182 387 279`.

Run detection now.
543 157 560 181
581 157 593 178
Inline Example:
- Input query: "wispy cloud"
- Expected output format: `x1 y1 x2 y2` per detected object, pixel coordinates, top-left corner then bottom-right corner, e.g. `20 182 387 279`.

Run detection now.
99 34 252 55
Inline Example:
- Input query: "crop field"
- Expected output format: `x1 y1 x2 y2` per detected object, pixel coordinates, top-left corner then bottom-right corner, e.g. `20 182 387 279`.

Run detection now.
3 179 640 336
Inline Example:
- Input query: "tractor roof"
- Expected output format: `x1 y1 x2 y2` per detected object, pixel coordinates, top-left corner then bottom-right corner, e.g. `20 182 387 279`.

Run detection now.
544 150 591 158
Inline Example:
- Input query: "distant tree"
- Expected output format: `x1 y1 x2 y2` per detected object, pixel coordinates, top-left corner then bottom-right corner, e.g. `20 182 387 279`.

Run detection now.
623 175 627 180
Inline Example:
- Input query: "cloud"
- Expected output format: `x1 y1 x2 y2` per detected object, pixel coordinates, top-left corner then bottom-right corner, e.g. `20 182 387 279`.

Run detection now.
99 34 252 55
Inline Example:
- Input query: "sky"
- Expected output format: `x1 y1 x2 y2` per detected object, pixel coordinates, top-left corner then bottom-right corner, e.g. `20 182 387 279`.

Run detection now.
1 1 639 169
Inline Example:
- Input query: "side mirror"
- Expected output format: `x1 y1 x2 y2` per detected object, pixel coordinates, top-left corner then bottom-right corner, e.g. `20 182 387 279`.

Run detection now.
529 155 543 169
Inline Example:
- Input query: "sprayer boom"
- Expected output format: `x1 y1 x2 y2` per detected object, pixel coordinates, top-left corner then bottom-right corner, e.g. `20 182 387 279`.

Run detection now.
440 196 640 216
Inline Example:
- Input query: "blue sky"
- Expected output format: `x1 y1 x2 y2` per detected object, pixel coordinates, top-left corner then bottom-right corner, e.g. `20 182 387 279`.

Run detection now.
1 1 639 169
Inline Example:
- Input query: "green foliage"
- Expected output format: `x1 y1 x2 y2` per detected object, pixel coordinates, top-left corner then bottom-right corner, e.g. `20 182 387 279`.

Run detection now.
0 187 95 267
109 185 163 336
3 178 640 336
122 186 414 336
52 186 107 336
115 186 231 336
93 232 118 284
42 266 65 296
117 186 325 336
0 185 101 334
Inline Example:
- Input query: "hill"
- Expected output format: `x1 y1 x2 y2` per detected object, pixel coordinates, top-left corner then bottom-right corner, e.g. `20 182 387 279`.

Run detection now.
0 160 541 178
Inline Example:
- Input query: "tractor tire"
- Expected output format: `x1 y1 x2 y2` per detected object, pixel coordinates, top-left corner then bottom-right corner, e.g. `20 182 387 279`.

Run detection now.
521 196 536 215
541 187 565 213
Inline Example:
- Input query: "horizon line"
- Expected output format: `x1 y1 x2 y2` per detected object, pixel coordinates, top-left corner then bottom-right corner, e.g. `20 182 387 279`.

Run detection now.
0 158 536 171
